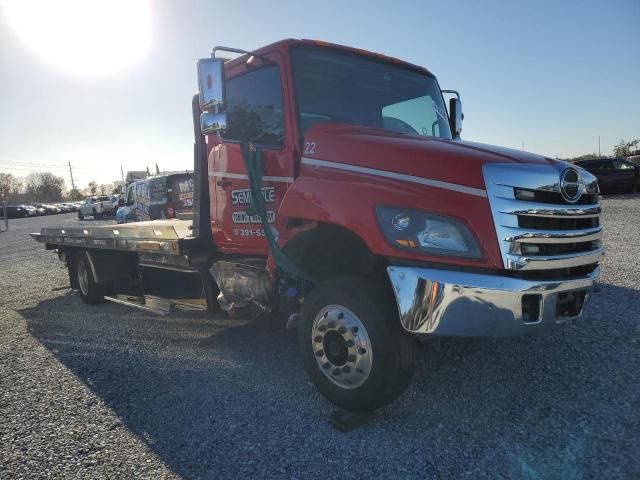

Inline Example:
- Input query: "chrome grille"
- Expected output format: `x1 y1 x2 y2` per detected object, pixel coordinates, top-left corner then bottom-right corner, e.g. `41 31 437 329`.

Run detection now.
483 162 603 274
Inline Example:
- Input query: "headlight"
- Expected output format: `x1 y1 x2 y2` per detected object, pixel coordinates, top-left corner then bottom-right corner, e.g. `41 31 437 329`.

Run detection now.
376 206 481 258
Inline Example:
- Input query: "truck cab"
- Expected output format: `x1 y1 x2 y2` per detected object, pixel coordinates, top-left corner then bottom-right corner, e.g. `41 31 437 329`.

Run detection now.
195 39 601 409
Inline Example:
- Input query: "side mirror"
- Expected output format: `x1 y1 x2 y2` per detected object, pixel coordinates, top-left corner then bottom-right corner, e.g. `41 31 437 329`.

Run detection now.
197 58 229 137
197 58 226 111
201 112 228 135
449 97 463 139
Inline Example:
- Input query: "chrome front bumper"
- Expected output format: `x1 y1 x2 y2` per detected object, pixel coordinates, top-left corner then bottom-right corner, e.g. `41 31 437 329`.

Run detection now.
387 266 599 337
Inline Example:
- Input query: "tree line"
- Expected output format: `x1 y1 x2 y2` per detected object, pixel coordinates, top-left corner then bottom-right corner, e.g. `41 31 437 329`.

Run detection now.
567 138 640 162
0 172 122 204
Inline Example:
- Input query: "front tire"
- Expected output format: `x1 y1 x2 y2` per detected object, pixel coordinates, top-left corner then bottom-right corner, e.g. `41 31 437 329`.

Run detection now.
299 276 416 411
75 251 107 305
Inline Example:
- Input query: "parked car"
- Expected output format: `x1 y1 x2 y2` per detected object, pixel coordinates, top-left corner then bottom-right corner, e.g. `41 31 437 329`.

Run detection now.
34 203 59 215
576 158 640 193
116 173 194 224
78 196 116 220
27 204 46 216
60 203 78 212
55 203 71 213
23 205 38 216
0 204 29 218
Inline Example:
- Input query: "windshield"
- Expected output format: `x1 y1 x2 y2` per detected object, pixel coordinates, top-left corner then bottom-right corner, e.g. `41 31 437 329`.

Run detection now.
292 46 452 139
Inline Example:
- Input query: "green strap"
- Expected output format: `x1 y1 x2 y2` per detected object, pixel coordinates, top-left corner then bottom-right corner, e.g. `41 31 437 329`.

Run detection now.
240 142 316 283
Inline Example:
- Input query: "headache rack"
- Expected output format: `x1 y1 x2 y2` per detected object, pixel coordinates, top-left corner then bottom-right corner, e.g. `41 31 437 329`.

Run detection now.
484 163 603 277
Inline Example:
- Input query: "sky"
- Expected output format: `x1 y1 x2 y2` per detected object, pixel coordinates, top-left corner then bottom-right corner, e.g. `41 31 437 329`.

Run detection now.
0 0 639 190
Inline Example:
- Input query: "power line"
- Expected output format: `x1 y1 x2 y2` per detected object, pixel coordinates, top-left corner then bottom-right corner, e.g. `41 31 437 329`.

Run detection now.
0 160 69 167
1 164 68 170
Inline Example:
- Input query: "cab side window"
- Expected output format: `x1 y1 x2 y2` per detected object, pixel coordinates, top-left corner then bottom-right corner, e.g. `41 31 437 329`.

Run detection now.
225 65 285 147
588 161 612 170
613 160 635 170
127 187 135 205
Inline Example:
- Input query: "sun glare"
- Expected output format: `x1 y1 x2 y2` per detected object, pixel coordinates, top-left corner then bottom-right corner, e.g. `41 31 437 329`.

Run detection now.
3 0 152 76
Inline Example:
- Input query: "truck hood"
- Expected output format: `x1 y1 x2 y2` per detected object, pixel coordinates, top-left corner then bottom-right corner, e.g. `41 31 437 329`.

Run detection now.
302 124 556 189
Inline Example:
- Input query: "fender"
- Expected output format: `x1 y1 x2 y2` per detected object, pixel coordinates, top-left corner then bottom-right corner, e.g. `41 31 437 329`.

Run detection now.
277 172 503 271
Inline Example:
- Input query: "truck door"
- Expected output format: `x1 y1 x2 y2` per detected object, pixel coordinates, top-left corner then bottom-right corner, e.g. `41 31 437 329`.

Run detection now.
209 53 294 255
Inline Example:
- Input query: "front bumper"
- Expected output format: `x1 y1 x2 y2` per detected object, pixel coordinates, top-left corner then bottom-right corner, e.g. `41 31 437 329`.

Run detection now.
387 266 599 337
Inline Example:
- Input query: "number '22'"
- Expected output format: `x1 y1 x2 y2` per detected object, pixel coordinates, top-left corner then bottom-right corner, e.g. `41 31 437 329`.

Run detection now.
304 142 316 154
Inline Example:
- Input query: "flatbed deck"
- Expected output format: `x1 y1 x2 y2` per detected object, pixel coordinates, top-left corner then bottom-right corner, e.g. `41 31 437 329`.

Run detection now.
31 219 195 256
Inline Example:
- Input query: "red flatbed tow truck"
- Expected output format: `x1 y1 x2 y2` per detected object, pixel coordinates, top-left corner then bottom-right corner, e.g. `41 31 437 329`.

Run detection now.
33 39 603 410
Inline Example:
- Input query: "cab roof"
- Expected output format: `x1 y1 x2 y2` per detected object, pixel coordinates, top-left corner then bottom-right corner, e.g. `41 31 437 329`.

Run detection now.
220 38 433 76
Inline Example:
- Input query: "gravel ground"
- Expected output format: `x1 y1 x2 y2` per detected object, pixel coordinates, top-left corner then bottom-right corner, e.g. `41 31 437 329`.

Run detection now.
1 201 639 480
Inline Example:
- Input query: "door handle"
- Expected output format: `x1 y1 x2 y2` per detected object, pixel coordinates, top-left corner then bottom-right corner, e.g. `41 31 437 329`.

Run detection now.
216 179 233 189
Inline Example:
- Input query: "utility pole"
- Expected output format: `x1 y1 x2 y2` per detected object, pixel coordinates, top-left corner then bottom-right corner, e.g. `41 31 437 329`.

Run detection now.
598 136 601 157
120 165 126 193
68 161 76 191
522 142 525 151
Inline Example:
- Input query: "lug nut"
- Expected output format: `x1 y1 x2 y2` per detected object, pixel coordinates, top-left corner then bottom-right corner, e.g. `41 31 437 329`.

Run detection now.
314 336 322 343
358 347 367 355
337 312 344 319
352 326 359 333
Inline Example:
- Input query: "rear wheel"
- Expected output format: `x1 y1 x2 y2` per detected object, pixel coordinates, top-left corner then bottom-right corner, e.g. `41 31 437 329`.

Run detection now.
75 251 107 305
299 276 416 411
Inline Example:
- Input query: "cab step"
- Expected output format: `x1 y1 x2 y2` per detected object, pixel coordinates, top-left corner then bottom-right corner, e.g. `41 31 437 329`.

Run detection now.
104 294 207 316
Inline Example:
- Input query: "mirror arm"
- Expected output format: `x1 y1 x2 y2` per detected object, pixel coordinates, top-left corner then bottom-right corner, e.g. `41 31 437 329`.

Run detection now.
441 89 460 99
211 46 268 63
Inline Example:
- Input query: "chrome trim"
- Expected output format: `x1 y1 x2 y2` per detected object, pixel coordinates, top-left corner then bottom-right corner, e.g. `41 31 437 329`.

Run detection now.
503 226 602 243
496 197 601 218
492 165 599 195
211 45 252 57
483 162 602 271
301 157 487 198
207 171 294 183
504 247 604 270
506 207 601 218
311 305 373 389
559 167 585 203
387 266 599 337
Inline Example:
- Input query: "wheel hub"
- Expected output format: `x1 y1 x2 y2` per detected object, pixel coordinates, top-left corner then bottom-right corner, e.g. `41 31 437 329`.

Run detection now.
323 331 348 366
311 305 373 389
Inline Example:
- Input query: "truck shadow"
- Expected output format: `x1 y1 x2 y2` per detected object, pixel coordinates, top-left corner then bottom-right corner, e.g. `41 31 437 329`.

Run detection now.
19 282 640 479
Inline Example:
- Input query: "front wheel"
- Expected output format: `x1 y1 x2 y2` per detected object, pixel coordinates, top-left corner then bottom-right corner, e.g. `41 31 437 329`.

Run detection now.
299 276 416 411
